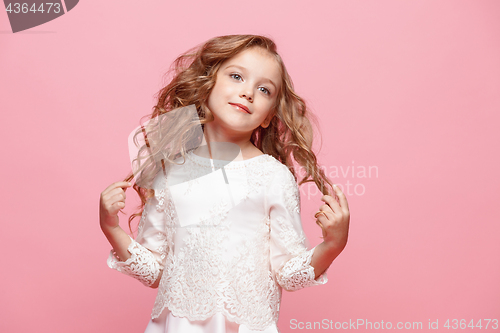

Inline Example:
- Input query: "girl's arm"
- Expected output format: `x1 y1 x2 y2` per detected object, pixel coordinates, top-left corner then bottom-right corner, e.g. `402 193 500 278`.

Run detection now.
100 181 164 288
310 185 350 279
310 241 345 279
99 181 133 261
268 166 328 291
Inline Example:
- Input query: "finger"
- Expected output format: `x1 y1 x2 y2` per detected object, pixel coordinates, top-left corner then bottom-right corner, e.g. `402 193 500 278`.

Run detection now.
314 210 330 221
102 183 132 200
318 204 335 220
108 201 125 215
315 212 331 229
331 184 350 212
103 181 132 195
316 215 325 230
112 201 125 209
114 187 128 200
321 194 341 214
325 184 340 202
103 187 127 203
115 181 133 192
314 205 334 220
109 192 127 204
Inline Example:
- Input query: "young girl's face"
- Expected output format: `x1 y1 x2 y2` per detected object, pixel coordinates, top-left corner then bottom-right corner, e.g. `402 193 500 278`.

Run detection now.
207 47 282 138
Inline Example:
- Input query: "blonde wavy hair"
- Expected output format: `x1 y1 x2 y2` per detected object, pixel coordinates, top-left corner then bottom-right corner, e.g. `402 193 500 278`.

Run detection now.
123 34 333 232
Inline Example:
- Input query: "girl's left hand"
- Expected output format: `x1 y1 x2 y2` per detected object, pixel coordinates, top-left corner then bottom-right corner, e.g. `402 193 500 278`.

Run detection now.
314 185 350 251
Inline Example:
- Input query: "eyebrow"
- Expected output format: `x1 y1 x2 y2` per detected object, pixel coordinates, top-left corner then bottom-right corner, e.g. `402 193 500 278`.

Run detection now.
224 65 277 90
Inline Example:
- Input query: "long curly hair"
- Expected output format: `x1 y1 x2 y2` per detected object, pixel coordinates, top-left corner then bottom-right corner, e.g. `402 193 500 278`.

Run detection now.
123 34 333 233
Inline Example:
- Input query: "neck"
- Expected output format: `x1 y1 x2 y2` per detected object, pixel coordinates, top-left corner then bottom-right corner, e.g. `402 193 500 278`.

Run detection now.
195 122 256 161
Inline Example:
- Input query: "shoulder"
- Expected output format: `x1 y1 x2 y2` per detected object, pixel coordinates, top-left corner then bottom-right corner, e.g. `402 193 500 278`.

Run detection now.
253 154 293 180
265 159 299 196
266 158 296 184
265 160 302 215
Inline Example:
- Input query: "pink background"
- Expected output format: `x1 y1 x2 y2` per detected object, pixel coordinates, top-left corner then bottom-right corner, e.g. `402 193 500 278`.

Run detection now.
1 1 499 332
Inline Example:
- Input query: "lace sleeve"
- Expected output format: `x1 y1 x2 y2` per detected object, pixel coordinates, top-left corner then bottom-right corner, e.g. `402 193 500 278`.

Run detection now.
107 182 168 287
276 246 328 291
267 165 328 292
107 236 162 287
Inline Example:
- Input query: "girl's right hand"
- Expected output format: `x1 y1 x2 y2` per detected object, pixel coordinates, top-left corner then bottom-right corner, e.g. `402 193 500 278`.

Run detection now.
99 181 132 230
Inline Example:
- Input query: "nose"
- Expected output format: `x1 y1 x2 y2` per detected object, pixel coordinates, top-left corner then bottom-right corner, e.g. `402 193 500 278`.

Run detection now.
240 87 253 102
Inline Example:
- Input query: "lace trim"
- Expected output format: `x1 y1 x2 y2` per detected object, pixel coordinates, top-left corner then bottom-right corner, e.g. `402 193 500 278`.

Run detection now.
107 239 162 287
151 216 280 330
156 232 167 261
276 247 328 291
154 175 167 212
137 206 148 237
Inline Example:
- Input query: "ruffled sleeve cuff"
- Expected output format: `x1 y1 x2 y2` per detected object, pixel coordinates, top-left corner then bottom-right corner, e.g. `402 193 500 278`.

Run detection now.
107 237 163 287
276 246 328 291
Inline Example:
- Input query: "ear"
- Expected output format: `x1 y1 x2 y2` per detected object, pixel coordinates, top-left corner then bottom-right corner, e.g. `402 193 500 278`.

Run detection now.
260 113 274 129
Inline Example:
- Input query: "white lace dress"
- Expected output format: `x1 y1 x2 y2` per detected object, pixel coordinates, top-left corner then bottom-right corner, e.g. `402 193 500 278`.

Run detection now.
107 150 328 332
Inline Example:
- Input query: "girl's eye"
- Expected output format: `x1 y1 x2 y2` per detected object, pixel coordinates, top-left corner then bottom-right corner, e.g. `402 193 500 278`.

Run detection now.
259 87 270 95
229 73 270 95
230 73 242 81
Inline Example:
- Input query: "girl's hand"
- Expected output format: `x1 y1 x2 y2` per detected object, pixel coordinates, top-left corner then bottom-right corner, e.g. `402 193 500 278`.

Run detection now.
314 185 350 251
99 181 132 230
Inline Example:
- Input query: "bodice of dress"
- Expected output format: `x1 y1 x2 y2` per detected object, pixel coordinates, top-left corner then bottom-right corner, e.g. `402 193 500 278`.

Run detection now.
107 150 328 331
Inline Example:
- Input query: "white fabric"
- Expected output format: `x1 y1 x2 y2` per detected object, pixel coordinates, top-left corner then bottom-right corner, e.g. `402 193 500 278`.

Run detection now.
144 309 279 333
107 150 328 332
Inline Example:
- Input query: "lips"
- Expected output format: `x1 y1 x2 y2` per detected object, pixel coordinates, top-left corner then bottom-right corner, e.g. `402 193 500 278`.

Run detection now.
229 103 251 114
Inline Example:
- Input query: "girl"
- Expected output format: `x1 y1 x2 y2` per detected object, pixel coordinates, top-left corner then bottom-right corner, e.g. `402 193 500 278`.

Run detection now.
99 34 350 333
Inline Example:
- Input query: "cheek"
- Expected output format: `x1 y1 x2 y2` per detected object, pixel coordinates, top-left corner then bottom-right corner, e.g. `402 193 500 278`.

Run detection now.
208 82 228 106
207 86 219 105
258 99 275 115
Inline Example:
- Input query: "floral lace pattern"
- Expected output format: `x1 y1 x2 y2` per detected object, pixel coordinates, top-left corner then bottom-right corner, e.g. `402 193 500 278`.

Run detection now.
281 168 301 215
154 175 167 212
276 247 327 291
152 210 282 329
136 205 148 236
107 238 162 287
107 152 328 331
276 216 307 256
